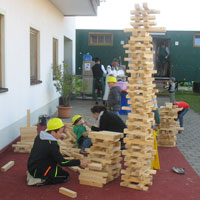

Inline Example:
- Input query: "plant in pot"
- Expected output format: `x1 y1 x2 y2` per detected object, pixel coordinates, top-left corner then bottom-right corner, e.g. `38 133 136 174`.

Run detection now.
53 62 87 118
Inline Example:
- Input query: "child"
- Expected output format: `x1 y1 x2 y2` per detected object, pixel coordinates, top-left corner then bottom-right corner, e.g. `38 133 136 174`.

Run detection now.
72 115 92 154
168 77 176 103
27 118 88 186
173 101 190 134
107 76 121 116
152 98 161 130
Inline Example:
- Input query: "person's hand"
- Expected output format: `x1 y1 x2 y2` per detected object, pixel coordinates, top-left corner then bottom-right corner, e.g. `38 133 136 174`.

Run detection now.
82 131 88 137
156 124 161 130
63 125 67 134
60 133 67 140
84 120 91 128
80 159 88 168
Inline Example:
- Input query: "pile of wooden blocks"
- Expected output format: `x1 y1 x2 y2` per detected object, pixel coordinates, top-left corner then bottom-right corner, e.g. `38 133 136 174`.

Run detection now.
157 103 183 147
12 110 37 153
79 131 123 188
120 3 165 191
60 123 84 161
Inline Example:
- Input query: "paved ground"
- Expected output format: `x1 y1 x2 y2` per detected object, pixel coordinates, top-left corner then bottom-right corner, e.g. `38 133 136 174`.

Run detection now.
61 96 200 176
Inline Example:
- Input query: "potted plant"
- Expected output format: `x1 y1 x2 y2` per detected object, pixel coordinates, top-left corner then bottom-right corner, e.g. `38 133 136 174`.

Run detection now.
53 62 87 118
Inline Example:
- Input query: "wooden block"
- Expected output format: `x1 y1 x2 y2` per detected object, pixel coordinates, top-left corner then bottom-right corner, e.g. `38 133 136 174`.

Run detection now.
79 179 103 188
80 169 108 178
120 181 149 191
88 163 103 171
88 131 123 141
130 15 156 21
1 161 15 172
59 187 77 198
71 152 84 159
64 156 75 160
69 166 81 173
12 144 31 153
130 21 156 28
121 175 151 185
124 138 153 146
79 174 107 184
20 126 37 132
27 109 31 127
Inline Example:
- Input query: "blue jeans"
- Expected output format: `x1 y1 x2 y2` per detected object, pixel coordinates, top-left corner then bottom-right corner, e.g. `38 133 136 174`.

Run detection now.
178 109 189 127
80 138 92 150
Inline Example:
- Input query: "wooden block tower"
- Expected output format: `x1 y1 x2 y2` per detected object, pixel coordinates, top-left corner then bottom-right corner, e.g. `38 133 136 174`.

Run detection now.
12 109 37 153
120 3 165 191
157 103 183 147
79 131 123 188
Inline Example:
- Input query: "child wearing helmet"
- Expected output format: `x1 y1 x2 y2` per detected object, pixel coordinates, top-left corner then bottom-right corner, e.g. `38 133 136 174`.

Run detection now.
27 118 88 186
107 76 121 116
72 115 92 154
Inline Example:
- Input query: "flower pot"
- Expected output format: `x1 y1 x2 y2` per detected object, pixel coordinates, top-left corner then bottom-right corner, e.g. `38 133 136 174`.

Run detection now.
57 106 72 118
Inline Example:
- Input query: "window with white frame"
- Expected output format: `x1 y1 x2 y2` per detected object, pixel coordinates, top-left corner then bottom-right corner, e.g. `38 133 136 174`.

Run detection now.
30 27 40 84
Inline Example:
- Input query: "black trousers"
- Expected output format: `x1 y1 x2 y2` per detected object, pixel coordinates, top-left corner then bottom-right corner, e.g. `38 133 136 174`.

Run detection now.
44 166 69 185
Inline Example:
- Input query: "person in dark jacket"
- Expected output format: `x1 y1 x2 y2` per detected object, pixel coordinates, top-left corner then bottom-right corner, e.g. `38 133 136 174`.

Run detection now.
92 57 106 105
27 118 88 186
107 76 121 116
90 106 126 149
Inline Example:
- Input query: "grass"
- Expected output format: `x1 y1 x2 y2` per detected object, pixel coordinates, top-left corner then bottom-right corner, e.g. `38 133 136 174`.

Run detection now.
175 91 200 114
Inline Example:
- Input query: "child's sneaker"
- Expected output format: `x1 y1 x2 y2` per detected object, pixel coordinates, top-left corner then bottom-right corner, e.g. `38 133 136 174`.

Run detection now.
80 149 88 156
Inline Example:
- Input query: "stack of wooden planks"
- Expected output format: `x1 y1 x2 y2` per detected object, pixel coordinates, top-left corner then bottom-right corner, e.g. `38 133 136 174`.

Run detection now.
120 3 165 191
157 103 183 147
12 110 37 153
79 131 123 188
60 123 84 161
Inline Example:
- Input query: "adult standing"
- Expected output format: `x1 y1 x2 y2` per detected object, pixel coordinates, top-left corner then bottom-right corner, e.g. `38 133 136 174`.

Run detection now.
103 58 125 102
173 101 190 134
92 57 106 105
158 44 169 77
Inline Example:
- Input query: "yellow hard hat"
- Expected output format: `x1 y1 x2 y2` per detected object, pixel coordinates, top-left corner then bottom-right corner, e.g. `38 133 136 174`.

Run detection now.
46 118 64 131
107 76 117 83
72 115 83 124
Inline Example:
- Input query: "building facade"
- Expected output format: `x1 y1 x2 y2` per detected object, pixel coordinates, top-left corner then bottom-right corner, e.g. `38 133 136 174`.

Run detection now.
0 0 100 150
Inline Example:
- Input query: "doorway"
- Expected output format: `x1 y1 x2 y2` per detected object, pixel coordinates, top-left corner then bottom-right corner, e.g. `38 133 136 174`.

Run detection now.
153 38 171 78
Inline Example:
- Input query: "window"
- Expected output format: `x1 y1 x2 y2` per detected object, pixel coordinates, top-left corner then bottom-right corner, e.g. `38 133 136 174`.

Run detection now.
88 32 113 46
0 15 2 88
53 38 58 79
194 34 200 47
0 14 7 92
30 28 40 84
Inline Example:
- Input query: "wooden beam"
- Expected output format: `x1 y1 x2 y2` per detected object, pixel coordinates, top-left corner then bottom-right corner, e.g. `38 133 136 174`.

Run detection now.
27 109 31 127
59 187 77 198
1 161 15 172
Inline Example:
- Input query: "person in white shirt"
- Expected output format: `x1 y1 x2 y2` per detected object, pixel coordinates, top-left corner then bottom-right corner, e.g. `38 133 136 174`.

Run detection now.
103 58 125 101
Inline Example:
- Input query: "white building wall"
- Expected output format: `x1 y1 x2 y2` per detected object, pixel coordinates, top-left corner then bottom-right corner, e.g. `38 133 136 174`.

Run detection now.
64 17 76 74
0 0 75 150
